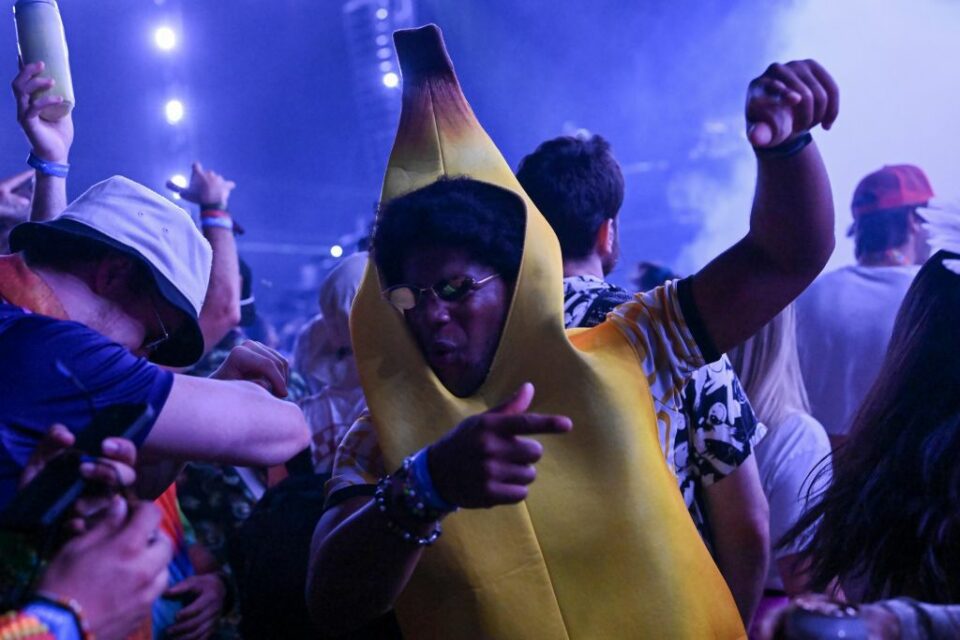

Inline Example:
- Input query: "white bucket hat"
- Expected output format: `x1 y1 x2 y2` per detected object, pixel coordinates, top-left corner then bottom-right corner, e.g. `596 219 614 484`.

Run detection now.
10 175 212 366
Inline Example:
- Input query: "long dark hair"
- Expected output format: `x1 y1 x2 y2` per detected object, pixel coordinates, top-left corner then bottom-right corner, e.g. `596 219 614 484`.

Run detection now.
785 250 960 603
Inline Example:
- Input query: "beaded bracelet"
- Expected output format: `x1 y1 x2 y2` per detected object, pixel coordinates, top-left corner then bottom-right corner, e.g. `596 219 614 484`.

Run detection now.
30 593 92 640
0 612 54 640
395 451 457 523
374 476 442 546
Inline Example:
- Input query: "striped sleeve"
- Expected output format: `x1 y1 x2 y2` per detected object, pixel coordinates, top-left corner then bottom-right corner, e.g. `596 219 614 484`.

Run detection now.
608 277 708 393
325 413 385 499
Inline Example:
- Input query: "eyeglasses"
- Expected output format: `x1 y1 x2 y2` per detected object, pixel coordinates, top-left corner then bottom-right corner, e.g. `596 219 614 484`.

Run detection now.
382 273 500 312
142 298 170 354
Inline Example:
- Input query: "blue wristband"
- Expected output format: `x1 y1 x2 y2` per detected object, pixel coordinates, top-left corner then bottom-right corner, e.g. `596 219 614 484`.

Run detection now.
200 216 234 231
23 601 81 640
411 447 457 512
26 151 69 178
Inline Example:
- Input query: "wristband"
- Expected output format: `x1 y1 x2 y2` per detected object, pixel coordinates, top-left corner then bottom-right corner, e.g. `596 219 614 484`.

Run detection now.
374 475 442 546
199 208 230 219
0 611 54 640
411 448 458 513
200 216 234 232
31 593 92 640
26 152 69 178
753 131 813 159
23 602 80 640
200 202 229 213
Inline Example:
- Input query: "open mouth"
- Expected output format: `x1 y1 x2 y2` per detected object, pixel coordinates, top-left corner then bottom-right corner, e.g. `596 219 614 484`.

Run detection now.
428 340 459 365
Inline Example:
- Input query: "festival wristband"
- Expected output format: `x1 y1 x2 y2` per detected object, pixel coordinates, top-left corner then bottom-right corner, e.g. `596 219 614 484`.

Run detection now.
0 611 53 640
200 202 229 213
22 602 79 640
199 208 230 218
200 216 234 232
411 447 458 513
28 593 90 640
26 152 69 178
753 131 813 159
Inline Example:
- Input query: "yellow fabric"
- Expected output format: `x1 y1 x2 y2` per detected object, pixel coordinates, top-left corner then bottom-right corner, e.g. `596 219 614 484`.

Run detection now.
351 24 745 639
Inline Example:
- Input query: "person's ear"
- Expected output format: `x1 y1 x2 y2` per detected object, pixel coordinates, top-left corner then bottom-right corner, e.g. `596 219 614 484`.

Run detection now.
908 210 925 234
596 218 616 257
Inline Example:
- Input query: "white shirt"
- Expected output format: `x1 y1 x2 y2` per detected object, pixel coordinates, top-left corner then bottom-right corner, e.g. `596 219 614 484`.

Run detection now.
754 411 831 591
796 264 919 436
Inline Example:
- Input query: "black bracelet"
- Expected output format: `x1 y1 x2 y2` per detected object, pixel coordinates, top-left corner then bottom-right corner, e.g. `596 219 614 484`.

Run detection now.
374 476 442 546
754 131 813 159
200 201 229 212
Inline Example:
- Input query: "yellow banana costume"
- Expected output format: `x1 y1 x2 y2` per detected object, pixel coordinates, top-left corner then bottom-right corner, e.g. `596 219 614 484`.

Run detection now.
351 24 745 639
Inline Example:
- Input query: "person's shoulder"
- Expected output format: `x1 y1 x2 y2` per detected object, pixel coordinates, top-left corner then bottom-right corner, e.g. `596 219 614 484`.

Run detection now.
799 265 855 295
772 411 831 455
0 307 110 353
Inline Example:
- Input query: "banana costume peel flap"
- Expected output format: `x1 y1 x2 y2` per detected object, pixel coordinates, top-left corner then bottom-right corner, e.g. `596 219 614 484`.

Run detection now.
351 24 745 639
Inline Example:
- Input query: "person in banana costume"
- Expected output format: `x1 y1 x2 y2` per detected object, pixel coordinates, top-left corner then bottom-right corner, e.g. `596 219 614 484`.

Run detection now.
308 25 838 639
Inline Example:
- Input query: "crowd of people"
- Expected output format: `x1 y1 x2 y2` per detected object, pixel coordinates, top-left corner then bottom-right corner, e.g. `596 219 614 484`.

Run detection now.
1 22 958 640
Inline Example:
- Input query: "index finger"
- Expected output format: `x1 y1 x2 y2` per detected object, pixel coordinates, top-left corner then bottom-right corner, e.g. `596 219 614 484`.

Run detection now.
805 59 839 129
0 169 35 191
11 61 43 91
101 437 137 465
116 501 163 539
490 414 572 437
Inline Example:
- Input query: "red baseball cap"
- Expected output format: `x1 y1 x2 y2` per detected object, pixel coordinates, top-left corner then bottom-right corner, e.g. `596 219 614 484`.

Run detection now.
848 164 934 236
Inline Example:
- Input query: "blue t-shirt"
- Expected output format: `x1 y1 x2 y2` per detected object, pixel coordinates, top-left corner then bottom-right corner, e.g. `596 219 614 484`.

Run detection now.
0 303 173 508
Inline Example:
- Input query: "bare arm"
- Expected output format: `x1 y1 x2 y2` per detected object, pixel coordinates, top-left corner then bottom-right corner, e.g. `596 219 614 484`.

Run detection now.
776 553 811 597
12 62 72 221
703 455 770 627
307 383 571 636
144 373 308 466
692 60 838 354
167 163 240 352
308 497 429 637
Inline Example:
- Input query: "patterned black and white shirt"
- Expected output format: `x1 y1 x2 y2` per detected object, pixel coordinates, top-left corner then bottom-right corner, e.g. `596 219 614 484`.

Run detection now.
563 275 766 547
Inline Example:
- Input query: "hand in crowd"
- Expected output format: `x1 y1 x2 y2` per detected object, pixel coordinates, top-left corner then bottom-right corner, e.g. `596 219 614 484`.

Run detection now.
757 594 900 640
745 59 839 148
164 573 227 640
19 424 138 533
210 339 290 398
427 383 572 508
12 61 73 163
167 162 236 208
36 499 172 640
0 169 33 216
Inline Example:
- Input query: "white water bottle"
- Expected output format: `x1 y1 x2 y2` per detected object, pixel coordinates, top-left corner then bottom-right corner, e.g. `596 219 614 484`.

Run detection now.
14 0 75 121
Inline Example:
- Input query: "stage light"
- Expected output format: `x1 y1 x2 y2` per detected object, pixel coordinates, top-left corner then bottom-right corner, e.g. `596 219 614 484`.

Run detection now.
154 26 177 51
375 8 388 20
379 61 393 72
169 173 187 199
376 34 389 46
165 99 184 124
382 72 399 88
376 47 392 60
330 244 344 258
